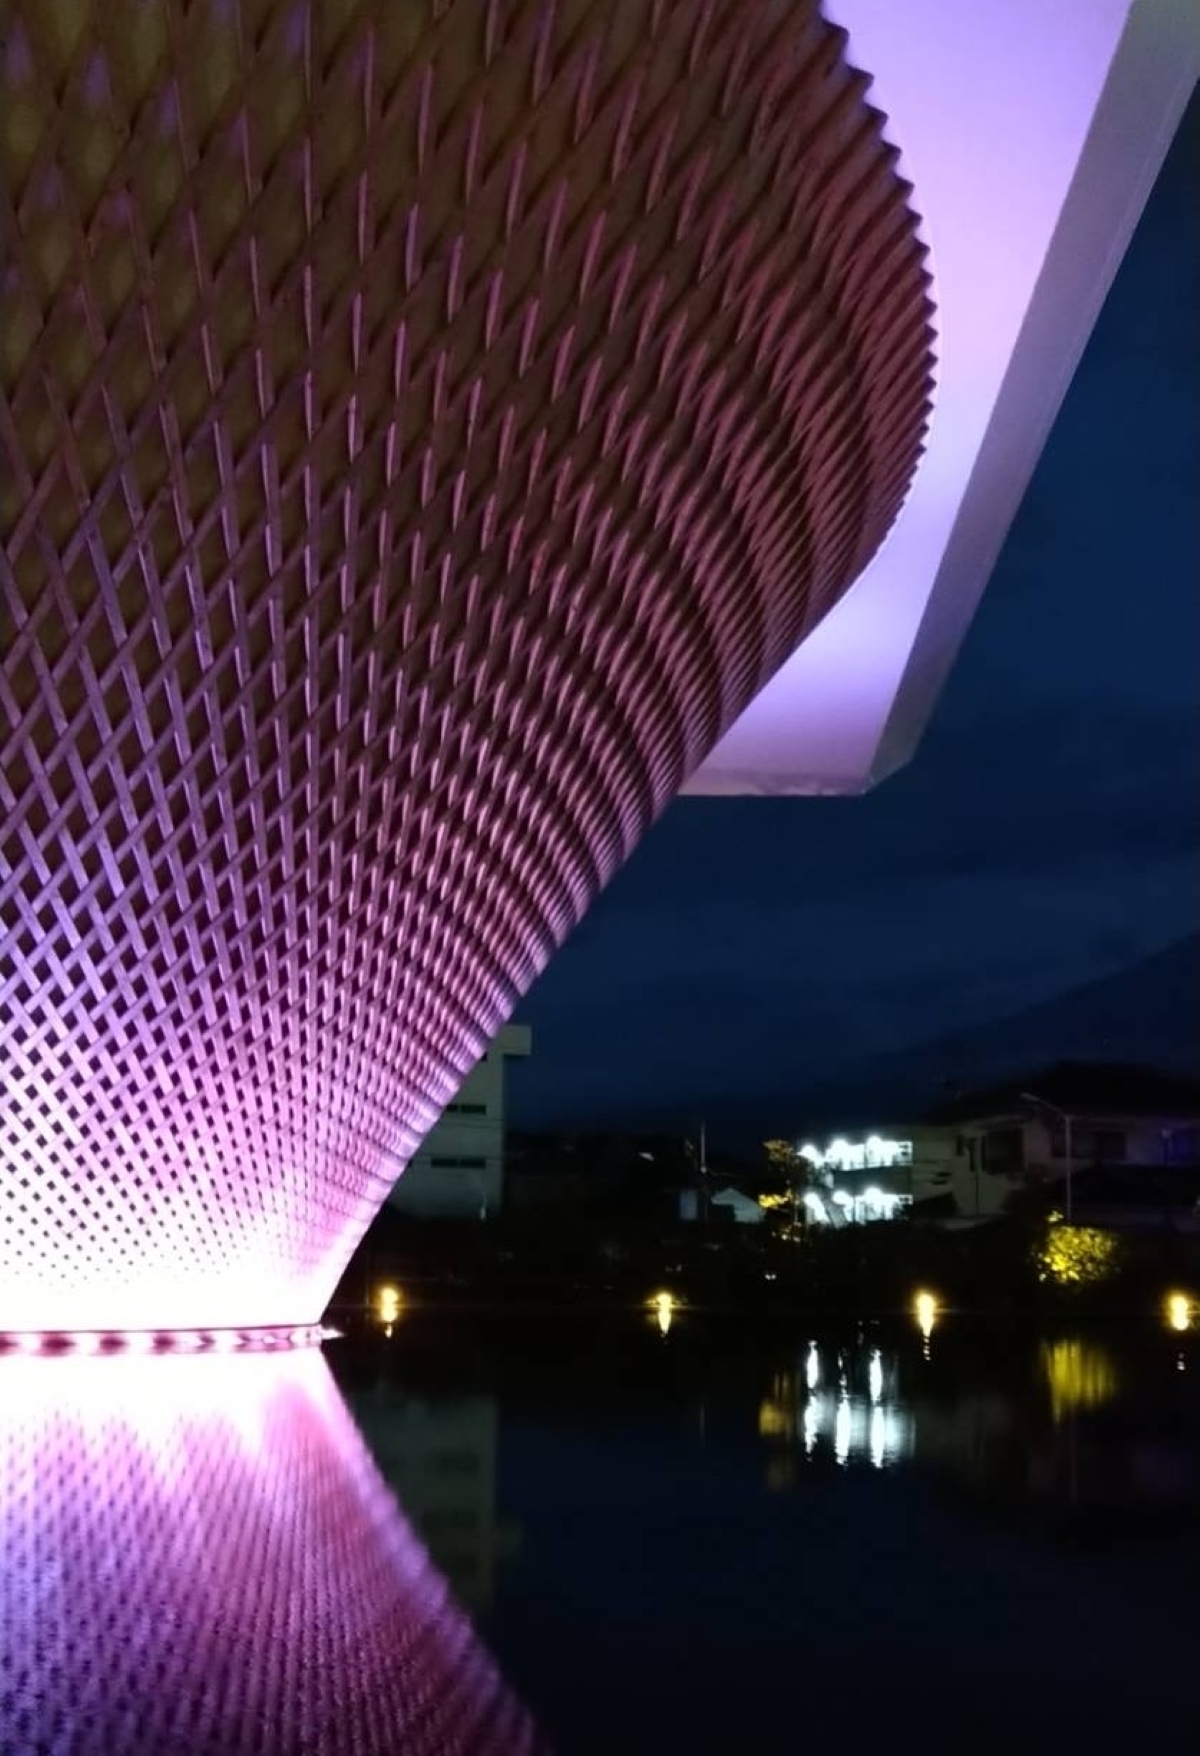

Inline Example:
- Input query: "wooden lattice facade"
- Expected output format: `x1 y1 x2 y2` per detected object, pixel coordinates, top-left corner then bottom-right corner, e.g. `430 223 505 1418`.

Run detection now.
1 0 933 1332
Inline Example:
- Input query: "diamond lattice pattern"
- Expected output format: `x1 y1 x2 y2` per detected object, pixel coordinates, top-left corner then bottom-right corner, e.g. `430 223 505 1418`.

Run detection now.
0 1350 541 1751
1 0 933 1330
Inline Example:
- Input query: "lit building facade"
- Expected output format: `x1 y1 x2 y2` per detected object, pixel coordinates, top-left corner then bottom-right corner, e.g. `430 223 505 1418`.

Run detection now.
797 1135 915 1226
799 1074 1200 1223
2 1 1194 1336
933 1075 1200 1220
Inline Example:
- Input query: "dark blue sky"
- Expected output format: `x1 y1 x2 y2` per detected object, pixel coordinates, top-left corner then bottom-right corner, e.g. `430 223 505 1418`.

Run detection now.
511 91 1199 1133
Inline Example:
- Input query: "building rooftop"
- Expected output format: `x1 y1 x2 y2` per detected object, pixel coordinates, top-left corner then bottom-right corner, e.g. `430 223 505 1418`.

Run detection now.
928 1063 1200 1124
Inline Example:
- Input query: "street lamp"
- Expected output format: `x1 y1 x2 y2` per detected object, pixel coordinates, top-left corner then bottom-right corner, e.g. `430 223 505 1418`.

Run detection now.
1021 1091 1073 1223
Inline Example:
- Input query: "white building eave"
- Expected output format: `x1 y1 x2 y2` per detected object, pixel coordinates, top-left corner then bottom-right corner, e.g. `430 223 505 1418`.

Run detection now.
685 0 1200 798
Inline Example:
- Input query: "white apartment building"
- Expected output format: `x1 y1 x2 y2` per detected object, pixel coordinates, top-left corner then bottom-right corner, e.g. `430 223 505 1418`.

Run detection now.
387 1024 531 1220
802 1073 1200 1224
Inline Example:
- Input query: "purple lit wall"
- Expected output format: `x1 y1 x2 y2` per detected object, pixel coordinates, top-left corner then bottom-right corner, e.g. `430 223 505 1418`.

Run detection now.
0 0 933 1331
0 1349 541 1753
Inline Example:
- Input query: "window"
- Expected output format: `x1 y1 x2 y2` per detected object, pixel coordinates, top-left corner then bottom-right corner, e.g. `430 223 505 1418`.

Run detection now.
429 1156 487 1170
422 1508 481 1536
986 1128 1024 1174
430 1450 481 1478
1165 1128 1200 1165
1052 1125 1126 1162
446 1101 487 1115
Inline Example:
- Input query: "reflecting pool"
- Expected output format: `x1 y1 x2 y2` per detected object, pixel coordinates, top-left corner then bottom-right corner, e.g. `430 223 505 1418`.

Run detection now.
334 1313 1200 1752
0 1347 540 1754
4 1316 1197 1753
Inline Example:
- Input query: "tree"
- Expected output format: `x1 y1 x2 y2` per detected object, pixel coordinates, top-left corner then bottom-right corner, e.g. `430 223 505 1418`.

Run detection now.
762 1138 806 1231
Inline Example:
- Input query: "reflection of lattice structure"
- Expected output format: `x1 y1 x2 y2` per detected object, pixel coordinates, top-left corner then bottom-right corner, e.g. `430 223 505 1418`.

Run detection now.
0 0 933 1331
0 1350 540 1754
352 1389 505 1613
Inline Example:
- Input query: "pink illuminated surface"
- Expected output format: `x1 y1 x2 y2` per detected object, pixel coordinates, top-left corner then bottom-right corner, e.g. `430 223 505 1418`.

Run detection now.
0 1348 541 1755
689 0 1200 794
1 2 932 1332
0 1323 330 1355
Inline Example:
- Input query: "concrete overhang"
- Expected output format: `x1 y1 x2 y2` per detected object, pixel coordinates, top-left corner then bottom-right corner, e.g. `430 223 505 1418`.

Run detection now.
686 0 1200 797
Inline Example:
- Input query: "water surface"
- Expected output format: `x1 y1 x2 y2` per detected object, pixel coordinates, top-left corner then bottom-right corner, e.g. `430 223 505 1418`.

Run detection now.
5 1314 1196 1753
335 1311 1200 1753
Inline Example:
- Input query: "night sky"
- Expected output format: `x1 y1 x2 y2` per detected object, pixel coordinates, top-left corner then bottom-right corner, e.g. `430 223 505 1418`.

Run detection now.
510 91 1199 1136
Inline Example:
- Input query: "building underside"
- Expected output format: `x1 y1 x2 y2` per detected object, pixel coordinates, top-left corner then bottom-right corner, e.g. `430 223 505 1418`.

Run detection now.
2 0 1193 1336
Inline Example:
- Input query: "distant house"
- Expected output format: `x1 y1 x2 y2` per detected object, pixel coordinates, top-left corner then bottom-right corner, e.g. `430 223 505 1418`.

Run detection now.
797 1065 1200 1224
710 1186 767 1226
920 1063 1200 1220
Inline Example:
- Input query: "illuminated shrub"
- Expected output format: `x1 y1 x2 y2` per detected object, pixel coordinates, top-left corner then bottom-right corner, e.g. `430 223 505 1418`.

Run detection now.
1035 1222 1121 1289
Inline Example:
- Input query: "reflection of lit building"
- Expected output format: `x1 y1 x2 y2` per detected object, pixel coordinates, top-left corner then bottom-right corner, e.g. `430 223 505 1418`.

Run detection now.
0 1352 537 1753
350 1391 512 1615
758 1343 914 1478
758 1328 1200 1525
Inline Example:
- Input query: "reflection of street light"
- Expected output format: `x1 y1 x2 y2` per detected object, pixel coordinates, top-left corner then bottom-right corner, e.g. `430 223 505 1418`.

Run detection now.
1021 1091 1073 1223
650 1291 676 1337
914 1290 938 1340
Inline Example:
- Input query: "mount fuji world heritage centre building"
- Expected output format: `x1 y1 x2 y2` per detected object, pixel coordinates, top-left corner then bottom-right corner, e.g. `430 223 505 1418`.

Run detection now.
2 0 1197 1343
